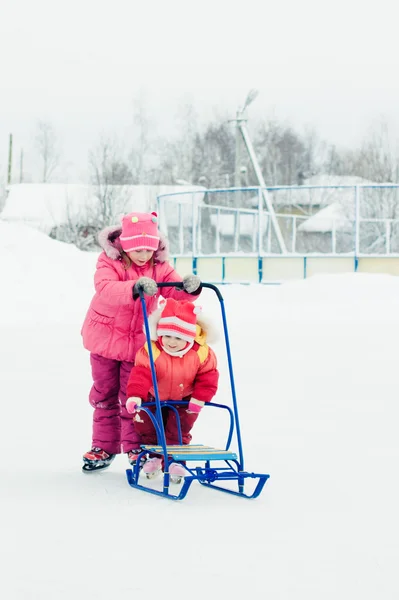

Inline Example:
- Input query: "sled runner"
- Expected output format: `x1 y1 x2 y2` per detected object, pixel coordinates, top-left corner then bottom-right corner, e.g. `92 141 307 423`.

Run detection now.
126 282 270 500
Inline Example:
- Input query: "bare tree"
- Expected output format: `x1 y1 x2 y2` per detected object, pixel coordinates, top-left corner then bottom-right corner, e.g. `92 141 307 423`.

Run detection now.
183 119 235 192
49 136 134 251
88 136 134 227
325 119 399 252
129 94 152 184
159 100 198 184
354 119 399 183
301 127 329 179
253 118 313 186
327 119 399 183
34 120 60 182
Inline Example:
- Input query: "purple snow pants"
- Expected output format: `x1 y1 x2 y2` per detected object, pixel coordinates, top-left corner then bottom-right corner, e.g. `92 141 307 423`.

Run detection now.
89 353 141 455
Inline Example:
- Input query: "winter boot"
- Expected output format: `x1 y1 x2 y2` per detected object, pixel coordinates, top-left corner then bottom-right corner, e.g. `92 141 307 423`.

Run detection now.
127 449 146 470
142 456 163 479
82 447 116 473
169 462 186 484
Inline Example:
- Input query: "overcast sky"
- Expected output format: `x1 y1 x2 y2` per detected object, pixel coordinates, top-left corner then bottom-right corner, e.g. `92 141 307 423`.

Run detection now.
1 0 398 182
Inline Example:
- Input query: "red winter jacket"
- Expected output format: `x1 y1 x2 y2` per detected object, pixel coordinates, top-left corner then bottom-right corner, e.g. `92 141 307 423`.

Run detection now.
127 328 219 404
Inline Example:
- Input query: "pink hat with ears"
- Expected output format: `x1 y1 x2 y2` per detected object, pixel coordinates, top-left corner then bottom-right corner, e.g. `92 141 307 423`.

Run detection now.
120 211 160 252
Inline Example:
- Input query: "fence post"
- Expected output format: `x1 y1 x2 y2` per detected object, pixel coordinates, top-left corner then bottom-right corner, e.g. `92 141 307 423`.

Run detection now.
332 220 336 253
192 193 197 255
257 187 262 254
216 208 221 254
179 203 184 254
196 201 202 254
233 208 239 252
386 221 391 254
267 214 272 253
355 186 360 256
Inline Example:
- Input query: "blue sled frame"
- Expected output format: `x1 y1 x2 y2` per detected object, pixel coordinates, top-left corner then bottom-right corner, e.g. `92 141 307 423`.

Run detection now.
126 282 270 500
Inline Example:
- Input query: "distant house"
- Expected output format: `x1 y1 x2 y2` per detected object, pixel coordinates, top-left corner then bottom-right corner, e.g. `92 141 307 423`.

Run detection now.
297 202 354 253
269 174 376 217
298 203 352 234
293 176 399 253
218 175 377 253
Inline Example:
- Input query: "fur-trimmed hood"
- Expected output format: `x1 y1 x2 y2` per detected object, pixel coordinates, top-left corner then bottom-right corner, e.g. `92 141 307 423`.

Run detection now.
97 224 169 263
147 299 218 346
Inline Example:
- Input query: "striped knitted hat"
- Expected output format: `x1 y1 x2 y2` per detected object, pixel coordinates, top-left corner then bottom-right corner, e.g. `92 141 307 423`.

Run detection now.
120 211 160 252
156 298 201 342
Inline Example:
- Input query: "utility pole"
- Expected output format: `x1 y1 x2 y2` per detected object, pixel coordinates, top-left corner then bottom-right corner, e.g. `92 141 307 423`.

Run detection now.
232 91 287 254
233 106 247 210
234 108 243 190
7 134 13 185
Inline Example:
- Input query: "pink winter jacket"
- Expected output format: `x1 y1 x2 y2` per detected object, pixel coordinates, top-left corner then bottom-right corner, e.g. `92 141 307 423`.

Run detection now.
81 226 200 362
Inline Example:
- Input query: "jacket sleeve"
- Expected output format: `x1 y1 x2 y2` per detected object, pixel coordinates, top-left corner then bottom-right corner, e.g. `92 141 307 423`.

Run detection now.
93 255 137 306
157 263 201 300
126 347 153 399
191 347 219 402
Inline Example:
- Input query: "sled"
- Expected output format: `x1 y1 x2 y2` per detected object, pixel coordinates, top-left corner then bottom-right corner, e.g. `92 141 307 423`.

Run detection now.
126 282 270 500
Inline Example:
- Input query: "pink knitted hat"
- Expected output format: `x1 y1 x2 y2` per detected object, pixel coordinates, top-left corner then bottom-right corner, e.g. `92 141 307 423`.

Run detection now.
120 211 160 252
156 298 201 343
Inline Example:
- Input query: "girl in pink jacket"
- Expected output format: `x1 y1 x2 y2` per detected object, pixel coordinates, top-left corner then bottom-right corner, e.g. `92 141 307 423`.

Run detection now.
81 211 201 472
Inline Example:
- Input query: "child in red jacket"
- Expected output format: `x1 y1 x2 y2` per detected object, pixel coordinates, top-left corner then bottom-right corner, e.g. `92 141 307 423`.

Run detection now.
126 297 219 482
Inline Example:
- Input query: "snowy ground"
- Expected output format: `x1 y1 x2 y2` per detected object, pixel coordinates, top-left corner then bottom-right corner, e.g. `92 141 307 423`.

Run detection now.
1 220 399 599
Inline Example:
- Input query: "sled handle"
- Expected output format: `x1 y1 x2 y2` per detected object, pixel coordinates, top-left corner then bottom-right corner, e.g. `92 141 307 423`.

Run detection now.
138 280 244 470
156 281 224 302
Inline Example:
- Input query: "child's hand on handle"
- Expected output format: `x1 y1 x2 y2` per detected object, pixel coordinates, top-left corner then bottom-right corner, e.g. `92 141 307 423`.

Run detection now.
133 277 157 298
182 274 201 294
126 397 142 414
187 398 204 414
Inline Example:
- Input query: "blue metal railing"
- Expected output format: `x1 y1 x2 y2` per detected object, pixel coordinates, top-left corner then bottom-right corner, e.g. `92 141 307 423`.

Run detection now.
157 184 399 258
156 184 399 284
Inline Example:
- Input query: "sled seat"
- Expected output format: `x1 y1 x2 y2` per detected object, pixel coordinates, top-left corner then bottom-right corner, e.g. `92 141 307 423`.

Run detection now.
142 444 237 462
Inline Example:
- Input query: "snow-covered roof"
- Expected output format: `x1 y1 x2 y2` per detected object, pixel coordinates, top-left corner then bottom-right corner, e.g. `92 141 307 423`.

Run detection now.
298 202 353 233
269 175 377 207
0 183 206 233
2 184 106 232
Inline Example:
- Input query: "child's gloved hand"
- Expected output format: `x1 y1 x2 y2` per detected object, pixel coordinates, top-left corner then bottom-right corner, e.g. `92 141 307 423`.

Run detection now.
126 397 142 414
182 274 201 294
133 277 157 297
187 398 205 414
